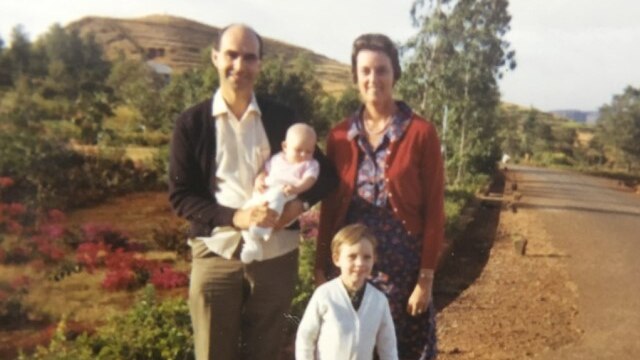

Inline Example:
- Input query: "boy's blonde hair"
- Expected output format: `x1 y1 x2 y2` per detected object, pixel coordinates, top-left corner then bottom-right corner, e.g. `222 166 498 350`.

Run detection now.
330 223 378 257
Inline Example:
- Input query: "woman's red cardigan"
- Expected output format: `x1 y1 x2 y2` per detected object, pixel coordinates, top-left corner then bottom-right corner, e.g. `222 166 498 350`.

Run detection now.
316 113 445 273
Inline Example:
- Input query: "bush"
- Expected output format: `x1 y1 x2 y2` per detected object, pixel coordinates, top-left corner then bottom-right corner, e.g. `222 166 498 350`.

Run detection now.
444 187 475 238
0 276 34 329
0 132 164 210
20 286 194 360
532 151 574 167
151 221 190 258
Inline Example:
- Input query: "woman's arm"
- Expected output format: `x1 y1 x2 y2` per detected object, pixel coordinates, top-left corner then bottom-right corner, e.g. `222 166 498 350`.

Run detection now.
408 122 445 313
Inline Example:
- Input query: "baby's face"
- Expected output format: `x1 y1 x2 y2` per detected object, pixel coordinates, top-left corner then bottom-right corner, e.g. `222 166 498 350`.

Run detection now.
283 131 315 163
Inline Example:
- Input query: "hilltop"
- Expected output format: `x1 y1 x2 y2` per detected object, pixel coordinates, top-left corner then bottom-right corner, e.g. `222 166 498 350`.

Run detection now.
67 14 351 95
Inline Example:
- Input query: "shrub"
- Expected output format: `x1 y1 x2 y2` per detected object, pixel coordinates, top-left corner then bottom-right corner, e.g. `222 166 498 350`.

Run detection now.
0 276 33 329
151 221 190 258
19 287 194 360
0 132 164 211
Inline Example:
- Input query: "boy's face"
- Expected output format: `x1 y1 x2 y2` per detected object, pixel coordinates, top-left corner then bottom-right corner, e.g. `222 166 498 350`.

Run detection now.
333 239 375 291
282 131 315 163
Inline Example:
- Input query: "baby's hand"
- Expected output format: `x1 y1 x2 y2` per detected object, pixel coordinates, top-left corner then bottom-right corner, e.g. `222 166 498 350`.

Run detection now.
283 184 296 196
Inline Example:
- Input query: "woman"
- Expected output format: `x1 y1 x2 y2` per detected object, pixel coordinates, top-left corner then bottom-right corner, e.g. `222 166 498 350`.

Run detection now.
315 33 445 360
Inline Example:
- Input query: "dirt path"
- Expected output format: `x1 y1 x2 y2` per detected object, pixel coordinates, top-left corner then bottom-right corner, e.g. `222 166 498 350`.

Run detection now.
434 170 581 359
435 165 640 359
509 165 640 359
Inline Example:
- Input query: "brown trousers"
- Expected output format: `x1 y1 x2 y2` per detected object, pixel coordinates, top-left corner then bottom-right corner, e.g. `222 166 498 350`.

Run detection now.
189 240 298 360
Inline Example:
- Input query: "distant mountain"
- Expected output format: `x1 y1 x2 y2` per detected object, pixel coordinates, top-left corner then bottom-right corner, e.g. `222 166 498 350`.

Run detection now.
550 110 599 125
67 15 351 95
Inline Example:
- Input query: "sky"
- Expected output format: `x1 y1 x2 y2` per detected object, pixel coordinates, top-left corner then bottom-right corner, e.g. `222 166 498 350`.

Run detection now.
2 0 639 112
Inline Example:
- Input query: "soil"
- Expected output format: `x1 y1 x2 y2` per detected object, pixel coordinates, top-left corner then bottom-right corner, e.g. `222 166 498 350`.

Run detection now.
1 173 582 359
433 171 581 359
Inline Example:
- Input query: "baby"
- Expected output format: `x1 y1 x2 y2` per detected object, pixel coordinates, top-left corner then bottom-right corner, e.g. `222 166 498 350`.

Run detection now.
240 123 319 263
295 224 398 360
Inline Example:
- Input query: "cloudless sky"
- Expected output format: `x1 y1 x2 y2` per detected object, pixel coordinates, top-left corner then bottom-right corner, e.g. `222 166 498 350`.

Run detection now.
2 0 639 112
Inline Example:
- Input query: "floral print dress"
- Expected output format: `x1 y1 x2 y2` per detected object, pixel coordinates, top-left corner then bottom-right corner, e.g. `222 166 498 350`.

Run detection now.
339 102 438 360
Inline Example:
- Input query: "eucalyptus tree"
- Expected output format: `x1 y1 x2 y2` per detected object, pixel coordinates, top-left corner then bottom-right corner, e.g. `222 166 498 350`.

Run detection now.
398 0 516 184
597 86 640 171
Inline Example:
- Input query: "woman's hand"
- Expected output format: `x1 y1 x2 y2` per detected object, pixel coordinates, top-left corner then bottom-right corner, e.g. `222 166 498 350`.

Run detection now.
406 271 434 317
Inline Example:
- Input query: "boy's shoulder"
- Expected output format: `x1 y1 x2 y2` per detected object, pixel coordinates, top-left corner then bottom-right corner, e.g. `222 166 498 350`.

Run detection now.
365 282 387 299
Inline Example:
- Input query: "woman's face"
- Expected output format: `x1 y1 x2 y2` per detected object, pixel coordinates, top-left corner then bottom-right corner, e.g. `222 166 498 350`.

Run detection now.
355 49 395 106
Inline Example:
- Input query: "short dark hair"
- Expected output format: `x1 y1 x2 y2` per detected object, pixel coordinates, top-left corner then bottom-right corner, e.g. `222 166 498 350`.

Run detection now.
351 33 401 83
215 24 264 59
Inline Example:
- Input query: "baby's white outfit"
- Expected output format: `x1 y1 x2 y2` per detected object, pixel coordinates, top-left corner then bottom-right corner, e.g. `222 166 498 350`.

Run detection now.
240 151 319 263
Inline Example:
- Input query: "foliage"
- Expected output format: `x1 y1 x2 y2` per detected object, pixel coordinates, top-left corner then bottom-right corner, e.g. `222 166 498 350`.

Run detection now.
20 287 194 360
151 221 190 258
597 86 640 170
399 0 516 184
256 55 336 137
0 275 35 329
107 57 166 131
0 132 162 210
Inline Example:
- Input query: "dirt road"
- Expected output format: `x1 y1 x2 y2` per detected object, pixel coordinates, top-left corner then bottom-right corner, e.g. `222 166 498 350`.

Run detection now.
511 165 640 359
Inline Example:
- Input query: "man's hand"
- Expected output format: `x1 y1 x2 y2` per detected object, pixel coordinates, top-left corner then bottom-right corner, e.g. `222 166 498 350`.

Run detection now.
254 173 268 193
232 202 278 230
282 184 299 196
273 199 305 230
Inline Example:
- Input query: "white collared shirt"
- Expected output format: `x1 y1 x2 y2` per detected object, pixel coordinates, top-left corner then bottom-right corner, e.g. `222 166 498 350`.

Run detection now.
195 89 299 260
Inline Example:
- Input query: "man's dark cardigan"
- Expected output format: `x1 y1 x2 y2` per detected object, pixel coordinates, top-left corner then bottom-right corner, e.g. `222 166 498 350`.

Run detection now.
169 96 337 237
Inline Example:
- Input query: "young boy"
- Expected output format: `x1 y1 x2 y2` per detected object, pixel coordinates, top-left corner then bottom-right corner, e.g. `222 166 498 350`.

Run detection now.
240 123 319 263
295 224 398 360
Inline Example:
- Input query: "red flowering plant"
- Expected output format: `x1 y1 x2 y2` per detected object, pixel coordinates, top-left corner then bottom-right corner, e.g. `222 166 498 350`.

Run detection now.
80 222 146 251
102 249 155 291
298 208 320 242
0 275 31 328
0 177 29 235
150 265 189 290
0 202 27 235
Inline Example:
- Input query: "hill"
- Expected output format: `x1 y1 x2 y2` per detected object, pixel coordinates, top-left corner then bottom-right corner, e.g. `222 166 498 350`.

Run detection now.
67 14 351 95
550 110 599 124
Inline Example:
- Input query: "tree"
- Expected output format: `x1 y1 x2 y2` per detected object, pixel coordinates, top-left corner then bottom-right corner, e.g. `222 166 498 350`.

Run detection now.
7 25 32 81
72 91 114 144
0 37 9 86
160 61 218 126
107 57 165 130
597 86 640 170
399 0 516 183
38 24 110 99
255 55 333 137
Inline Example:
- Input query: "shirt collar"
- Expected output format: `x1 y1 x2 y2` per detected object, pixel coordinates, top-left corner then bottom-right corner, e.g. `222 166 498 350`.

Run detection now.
347 101 413 141
212 88 261 120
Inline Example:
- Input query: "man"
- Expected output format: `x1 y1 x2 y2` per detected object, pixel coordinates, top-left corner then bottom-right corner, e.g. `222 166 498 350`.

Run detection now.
169 24 336 359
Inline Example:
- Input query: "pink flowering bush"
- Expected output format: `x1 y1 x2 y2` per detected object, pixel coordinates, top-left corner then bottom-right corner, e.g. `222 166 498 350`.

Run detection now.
0 202 28 235
0 275 32 329
150 265 189 290
299 208 319 241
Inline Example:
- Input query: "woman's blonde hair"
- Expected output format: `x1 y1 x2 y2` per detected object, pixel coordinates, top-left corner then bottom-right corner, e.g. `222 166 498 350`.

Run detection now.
331 223 378 258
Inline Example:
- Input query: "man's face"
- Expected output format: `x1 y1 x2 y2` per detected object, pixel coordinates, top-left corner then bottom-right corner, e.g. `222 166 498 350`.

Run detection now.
212 26 261 95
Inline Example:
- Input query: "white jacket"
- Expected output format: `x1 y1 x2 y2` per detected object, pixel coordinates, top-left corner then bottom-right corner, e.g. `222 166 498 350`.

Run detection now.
295 278 398 360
